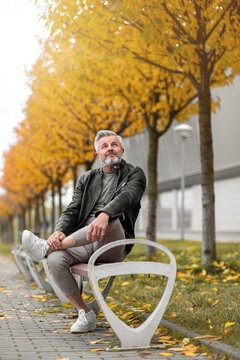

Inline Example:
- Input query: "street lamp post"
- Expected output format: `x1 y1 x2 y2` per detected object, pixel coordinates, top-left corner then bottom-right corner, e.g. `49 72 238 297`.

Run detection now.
174 123 192 241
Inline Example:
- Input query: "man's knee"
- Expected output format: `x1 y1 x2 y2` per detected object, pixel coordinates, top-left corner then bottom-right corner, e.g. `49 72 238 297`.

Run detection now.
47 250 68 272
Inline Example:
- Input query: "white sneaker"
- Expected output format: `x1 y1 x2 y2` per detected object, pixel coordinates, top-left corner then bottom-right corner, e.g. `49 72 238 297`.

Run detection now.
22 230 50 261
70 309 96 333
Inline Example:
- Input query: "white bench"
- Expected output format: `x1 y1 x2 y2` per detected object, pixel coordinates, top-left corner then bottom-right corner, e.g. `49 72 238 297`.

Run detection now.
13 238 176 349
11 243 34 281
75 239 176 349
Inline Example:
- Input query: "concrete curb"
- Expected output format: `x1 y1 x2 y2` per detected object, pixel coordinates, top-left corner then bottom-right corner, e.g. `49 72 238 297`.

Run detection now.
161 320 240 360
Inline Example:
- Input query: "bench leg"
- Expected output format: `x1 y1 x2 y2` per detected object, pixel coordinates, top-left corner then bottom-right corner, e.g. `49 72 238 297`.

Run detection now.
85 276 115 315
25 255 53 292
12 248 34 281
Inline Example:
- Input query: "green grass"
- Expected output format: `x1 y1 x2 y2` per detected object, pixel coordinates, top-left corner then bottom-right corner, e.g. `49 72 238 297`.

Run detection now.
100 240 240 350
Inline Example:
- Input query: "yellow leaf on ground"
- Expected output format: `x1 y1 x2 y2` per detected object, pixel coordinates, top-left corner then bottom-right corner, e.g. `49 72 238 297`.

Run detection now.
90 348 104 352
225 322 235 328
145 285 154 290
182 351 198 357
170 312 178 318
184 344 199 352
181 338 190 346
63 302 72 307
89 339 103 344
122 311 134 319
108 301 117 308
158 353 173 356
121 281 129 286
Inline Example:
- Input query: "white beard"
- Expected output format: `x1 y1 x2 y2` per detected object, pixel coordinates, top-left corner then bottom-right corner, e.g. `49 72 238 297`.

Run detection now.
102 154 122 166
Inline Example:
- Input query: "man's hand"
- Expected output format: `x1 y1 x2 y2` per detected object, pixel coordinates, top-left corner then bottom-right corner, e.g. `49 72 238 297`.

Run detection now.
87 212 110 243
47 231 66 249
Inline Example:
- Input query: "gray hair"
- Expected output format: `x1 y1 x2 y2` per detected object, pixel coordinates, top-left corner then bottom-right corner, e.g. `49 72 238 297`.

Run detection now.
94 130 123 152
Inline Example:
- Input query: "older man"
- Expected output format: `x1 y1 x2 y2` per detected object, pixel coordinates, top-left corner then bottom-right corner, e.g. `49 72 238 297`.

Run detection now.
22 130 146 333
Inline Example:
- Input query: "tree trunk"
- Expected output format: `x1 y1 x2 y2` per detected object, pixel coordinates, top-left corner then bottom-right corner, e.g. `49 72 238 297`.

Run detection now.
51 185 56 233
57 180 62 218
85 160 93 171
1 217 14 243
198 84 217 264
18 212 26 235
146 126 158 259
72 166 78 189
28 204 32 231
41 196 47 239
34 197 41 235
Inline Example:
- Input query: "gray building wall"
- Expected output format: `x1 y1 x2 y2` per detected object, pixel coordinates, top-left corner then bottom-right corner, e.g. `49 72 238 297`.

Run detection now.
122 76 240 242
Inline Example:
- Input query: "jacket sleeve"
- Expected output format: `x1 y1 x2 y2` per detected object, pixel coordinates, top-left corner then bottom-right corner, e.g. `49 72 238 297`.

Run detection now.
54 174 85 235
97 166 146 219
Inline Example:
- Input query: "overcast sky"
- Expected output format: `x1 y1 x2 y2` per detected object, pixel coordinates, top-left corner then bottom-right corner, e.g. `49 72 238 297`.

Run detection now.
0 0 47 177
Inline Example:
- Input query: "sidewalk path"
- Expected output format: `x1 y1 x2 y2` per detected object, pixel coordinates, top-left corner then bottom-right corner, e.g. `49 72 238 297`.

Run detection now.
0 254 210 360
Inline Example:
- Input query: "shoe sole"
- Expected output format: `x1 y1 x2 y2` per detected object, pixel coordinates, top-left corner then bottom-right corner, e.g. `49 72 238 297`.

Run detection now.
70 324 96 333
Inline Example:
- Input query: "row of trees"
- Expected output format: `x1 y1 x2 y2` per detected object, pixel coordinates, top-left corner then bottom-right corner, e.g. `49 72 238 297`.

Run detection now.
1 0 240 263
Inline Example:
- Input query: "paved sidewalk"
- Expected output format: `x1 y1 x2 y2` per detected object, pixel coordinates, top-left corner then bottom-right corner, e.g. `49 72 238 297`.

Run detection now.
0 254 210 360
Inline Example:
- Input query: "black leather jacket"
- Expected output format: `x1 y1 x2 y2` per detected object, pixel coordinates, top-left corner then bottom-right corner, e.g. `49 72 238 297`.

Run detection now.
55 160 146 254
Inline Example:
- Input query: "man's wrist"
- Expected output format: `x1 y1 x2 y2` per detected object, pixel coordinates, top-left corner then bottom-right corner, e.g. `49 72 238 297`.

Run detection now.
100 212 110 219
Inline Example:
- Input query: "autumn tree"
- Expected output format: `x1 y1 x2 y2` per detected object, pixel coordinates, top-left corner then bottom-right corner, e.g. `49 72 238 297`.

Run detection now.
57 0 240 264
105 0 240 264
34 0 201 258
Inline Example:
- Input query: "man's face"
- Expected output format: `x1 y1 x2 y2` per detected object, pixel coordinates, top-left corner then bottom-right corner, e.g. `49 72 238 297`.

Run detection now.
96 135 124 168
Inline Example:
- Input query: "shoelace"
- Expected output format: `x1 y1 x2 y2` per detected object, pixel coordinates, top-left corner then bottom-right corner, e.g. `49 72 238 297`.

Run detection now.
78 311 86 322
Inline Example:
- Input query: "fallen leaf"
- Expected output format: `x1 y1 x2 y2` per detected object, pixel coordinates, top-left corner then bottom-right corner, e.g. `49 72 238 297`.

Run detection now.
209 336 222 345
90 348 104 352
170 312 178 318
63 302 72 308
181 338 190 346
225 322 235 328
89 339 103 344
158 352 173 356
184 344 199 352
182 351 198 357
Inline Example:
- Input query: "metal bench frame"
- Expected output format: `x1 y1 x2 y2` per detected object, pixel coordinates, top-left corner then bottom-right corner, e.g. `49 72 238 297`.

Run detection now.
88 239 177 349
12 238 176 349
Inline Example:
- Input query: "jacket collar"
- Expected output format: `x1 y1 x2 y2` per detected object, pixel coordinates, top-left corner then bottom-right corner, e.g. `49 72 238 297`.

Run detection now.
99 159 126 174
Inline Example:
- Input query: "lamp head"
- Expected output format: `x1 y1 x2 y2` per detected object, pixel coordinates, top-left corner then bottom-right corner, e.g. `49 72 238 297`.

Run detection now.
174 123 192 139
